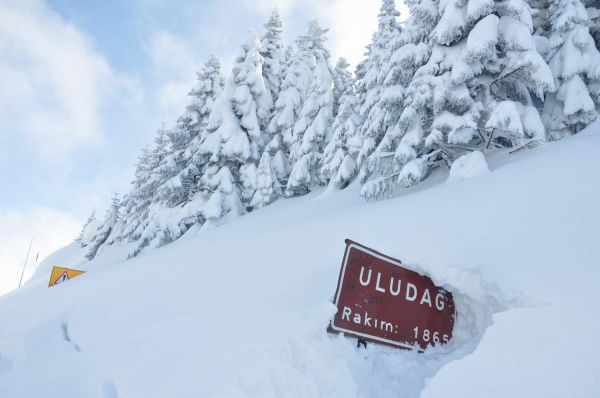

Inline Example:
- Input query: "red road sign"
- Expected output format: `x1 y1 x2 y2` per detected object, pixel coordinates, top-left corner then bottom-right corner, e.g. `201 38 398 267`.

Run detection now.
328 240 455 351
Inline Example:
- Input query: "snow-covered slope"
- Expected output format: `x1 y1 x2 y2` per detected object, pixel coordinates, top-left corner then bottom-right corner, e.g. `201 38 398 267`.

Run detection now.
1 126 599 397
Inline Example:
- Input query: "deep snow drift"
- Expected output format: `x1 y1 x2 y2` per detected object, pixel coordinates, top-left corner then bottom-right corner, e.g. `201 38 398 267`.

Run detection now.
1 126 599 397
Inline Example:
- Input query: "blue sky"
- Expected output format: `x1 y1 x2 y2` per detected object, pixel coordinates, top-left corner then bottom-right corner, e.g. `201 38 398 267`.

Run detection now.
0 0 406 294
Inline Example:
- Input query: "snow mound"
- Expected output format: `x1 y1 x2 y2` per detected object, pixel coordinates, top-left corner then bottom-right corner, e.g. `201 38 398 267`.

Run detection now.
447 150 490 183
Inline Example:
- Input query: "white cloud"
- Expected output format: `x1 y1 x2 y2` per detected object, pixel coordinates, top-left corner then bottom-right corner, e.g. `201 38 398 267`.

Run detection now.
137 1 371 127
145 30 204 123
0 207 81 296
241 0 394 67
0 0 136 160
239 0 295 17
293 0 409 68
315 0 382 67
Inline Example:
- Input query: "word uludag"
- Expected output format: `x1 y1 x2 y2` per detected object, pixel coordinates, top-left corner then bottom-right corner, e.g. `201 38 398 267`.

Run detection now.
328 240 455 351
357 266 448 310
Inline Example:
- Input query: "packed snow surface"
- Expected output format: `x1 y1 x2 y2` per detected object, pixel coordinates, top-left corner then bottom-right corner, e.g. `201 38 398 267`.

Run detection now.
1 126 600 397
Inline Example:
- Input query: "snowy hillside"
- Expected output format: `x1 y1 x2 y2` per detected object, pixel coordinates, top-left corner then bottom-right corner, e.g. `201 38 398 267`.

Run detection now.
78 0 600 265
0 125 599 397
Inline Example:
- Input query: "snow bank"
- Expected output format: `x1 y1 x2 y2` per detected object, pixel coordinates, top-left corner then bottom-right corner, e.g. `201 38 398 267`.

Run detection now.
447 150 490 183
1 126 600 397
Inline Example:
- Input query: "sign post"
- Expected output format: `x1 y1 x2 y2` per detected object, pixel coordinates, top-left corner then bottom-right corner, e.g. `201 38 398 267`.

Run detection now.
18 238 33 288
48 266 86 287
328 240 456 351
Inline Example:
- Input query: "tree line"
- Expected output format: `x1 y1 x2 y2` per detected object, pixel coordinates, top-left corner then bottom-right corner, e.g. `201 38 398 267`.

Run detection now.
79 0 600 259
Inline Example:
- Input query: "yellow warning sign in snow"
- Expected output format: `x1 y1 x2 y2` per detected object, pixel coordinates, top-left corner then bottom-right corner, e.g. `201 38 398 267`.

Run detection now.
48 266 86 287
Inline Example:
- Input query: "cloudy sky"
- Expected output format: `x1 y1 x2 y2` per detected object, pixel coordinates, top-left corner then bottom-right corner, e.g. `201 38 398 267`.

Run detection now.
0 0 410 295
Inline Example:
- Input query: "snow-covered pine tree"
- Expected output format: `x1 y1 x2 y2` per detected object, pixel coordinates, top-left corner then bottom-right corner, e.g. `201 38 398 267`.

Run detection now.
280 45 294 87
358 0 435 197
234 32 273 149
128 123 189 255
250 152 281 208
320 70 362 189
321 58 359 187
76 210 96 247
261 9 285 107
363 0 555 199
86 194 120 260
196 32 272 227
355 0 403 179
126 58 226 256
114 125 171 257
332 58 353 117
231 32 273 202
193 107 244 231
156 59 223 207
285 21 334 196
356 0 433 198
263 129 289 184
168 58 226 235
110 145 152 246
165 56 224 206
266 42 313 184
542 0 600 138
199 164 244 228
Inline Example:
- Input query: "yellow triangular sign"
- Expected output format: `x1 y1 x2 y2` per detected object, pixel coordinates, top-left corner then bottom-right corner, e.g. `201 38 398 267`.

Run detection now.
48 266 86 287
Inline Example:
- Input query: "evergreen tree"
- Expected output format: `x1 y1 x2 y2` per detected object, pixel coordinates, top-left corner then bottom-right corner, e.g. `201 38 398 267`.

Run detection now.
87 194 120 260
171 58 223 154
358 0 433 198
264 129 290 183
286 21 334 196
195 100 245 228
358 1 438 196
200 165 244 228
250 152 281 208
125 59 226 256
320 75 362 189
137 58 225 241
76 210 96 247
125 126 182 256
172 56 224 204
261 9 285 106
112 145 152 244
356 0 403 176
196 32 272 225
163 58 227 236
113 125 170 257
542 0 600 138
231 32 273 161
332 58 353 117
267 42 313 183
